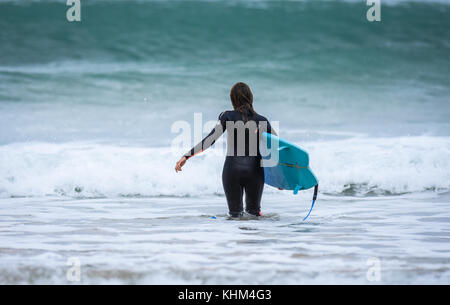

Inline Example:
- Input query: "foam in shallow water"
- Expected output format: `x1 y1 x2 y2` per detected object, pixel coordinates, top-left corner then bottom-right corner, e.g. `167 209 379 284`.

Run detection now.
0 193 449 284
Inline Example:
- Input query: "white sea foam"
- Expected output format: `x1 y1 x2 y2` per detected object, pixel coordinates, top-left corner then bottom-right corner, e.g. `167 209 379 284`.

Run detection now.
0 194 449 284
1 135 449 198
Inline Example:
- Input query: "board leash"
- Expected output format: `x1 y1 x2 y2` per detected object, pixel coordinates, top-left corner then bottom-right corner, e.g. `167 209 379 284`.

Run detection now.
302 184 318 221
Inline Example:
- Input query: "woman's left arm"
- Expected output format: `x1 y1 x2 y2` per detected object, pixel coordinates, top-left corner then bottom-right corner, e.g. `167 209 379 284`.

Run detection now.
175 112 227 172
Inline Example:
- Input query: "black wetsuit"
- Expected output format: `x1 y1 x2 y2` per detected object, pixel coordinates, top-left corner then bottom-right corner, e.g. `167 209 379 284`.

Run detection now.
184 110 275 217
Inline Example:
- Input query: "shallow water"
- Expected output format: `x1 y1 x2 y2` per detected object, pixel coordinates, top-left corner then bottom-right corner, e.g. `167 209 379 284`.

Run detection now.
0 192 448 284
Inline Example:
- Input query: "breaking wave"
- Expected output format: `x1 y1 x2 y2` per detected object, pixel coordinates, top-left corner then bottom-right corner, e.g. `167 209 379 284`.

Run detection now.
1 135 449 198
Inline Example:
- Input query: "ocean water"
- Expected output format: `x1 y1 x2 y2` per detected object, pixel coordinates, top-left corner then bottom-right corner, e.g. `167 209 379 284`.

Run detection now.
0 0 449 284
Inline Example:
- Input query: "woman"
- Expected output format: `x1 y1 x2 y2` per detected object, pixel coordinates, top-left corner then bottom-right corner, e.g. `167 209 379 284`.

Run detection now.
175 82 276 218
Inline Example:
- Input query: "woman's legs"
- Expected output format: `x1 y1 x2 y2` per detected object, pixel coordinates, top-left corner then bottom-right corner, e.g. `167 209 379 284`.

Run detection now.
243 167 264 216
222 157 264 217
222 158 244 217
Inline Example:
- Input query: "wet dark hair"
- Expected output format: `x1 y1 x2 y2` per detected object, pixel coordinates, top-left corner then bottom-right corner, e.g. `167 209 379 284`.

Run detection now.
230 82 256 122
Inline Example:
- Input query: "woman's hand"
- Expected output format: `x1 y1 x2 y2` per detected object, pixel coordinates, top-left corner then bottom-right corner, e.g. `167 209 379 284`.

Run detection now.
175 156 187 173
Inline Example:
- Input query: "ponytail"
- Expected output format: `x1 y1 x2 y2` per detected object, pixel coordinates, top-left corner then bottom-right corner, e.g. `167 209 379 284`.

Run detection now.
230 82 256 123
236 103 255 123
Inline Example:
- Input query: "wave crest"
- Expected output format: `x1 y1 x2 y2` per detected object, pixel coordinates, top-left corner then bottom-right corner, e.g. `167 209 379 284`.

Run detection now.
1 136 449 198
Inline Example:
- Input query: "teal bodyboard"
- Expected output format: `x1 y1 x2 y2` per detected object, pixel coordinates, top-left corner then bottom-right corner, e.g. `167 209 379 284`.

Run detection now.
260 132 319 220
261 132 318 192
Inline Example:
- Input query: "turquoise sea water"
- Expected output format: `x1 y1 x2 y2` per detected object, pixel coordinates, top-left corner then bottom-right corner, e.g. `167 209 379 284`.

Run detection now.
0 0 449 284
